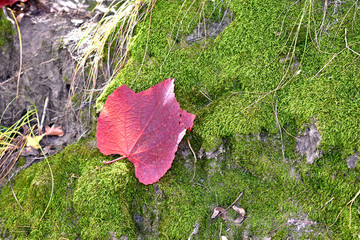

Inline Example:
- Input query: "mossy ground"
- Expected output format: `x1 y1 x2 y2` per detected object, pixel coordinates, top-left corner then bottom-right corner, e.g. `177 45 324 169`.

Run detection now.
0 10 14 49
1 0 360 239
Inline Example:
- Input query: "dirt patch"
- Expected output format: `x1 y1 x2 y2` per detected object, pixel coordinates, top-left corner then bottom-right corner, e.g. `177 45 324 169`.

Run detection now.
0 0 105 183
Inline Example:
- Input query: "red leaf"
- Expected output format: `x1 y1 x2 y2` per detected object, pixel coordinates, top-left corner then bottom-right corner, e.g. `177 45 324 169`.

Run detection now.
0 0 26 8
96 78 196 185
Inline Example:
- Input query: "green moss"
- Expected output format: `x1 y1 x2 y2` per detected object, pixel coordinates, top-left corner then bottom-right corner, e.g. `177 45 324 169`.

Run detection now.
1 136 359 239
86 1 98 12
17 156 26 168
97 0 360 154
94 0 359 237
63 75 69 83
0 11 14 48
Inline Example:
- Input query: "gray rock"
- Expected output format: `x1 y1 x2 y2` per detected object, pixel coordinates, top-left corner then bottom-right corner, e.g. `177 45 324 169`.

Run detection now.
347 152 358 169
296 123 322 164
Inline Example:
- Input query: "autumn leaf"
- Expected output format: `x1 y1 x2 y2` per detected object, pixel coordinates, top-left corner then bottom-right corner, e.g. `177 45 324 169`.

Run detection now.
0 0 27 8
45 125 64 136
211 207 227 221
26 134 44 149
232 205 246 224
96 78 196 185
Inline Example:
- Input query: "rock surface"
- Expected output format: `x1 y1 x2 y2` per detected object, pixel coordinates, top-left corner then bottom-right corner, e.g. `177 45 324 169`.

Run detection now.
296 123 322 164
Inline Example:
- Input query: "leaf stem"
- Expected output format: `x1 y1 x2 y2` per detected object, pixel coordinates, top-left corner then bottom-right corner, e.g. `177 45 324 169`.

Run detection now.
104 156 127 164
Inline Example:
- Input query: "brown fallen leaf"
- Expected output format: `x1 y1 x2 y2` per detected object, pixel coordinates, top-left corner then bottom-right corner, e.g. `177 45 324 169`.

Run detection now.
232 205 246 215
45 125 64 137
232 205 246 224
211 192 245 224
211 207 227 221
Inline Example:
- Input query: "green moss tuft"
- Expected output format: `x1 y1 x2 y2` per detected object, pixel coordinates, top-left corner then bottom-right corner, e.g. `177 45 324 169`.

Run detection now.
0 11 14 48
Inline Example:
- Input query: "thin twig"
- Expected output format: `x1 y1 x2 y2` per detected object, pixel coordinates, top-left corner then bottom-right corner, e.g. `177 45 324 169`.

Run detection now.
320 196 334 210
328 189 359 228
199 90 213 103
39 57 60 65
11 185 24 210
212 192 244 222
35 147 54 228
273 95 286 161
40 96 49 132
348 189 360 229
225 191 244 212
104 156 127 164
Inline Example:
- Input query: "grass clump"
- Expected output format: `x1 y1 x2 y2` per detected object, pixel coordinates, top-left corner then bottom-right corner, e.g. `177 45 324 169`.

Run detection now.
70 0 155 109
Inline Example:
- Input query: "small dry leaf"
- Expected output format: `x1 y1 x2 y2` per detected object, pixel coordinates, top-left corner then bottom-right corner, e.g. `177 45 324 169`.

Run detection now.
26 134 44 149
232 205 246 216
232 205 246 224
211 207 227 221
45 125 64 137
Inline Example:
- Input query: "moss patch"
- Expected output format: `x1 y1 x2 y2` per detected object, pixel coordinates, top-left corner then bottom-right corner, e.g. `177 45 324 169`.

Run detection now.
0 11 14 48
1 137 359 239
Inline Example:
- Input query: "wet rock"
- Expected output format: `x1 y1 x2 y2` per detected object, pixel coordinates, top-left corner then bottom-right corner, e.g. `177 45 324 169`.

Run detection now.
346 152 358 169
296 123 322 164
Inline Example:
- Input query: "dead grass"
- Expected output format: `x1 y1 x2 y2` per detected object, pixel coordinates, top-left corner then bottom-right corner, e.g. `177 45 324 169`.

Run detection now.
0 96 54 231
69 0 156 110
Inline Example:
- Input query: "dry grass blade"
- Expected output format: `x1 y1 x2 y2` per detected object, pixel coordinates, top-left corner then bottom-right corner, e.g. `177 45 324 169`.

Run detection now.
329 188 360 229
7 8 22 98
0 96 54 230
0 103 38 184
69 0 155 108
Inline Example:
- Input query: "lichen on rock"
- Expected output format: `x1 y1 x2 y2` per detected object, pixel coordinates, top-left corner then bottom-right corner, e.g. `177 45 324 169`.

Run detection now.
296 122 322 164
